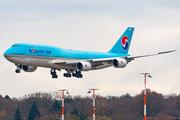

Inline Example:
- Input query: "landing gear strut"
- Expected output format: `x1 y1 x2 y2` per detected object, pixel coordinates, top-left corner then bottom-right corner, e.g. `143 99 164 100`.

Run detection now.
51 69 58 79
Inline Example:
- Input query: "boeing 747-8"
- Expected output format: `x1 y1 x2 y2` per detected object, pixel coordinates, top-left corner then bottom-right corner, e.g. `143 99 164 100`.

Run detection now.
4 27 175 78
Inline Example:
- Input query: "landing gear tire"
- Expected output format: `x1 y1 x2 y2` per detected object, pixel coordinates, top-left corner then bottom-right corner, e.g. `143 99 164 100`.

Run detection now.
15 69 20 73
51 69 58 79
63 73 66 77
72 73 75 77
15 64 21 73
63 70 83 78
72 71 83 78
64 73 72 78
68 74 71 77
52 75 58 78
80 74 83 78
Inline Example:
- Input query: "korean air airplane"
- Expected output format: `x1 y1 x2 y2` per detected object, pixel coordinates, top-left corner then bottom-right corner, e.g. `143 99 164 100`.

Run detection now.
4 27 175 79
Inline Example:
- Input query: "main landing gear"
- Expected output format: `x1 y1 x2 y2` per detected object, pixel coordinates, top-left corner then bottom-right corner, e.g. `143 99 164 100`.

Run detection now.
72 71 83 78
50 69 83 79
15 64 21 73
50 69 58 79
63 70 83 78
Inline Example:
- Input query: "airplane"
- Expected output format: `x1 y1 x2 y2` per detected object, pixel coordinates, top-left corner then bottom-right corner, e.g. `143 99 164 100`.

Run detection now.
4 27 175 79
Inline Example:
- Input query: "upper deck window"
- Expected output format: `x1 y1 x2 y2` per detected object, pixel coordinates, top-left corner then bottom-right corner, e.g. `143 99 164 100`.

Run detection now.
12 45 19 47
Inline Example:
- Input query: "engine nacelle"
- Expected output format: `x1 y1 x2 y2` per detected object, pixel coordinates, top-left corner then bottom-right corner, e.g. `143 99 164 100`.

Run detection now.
112 58 127 68
22 66 37 72
76 62 92 71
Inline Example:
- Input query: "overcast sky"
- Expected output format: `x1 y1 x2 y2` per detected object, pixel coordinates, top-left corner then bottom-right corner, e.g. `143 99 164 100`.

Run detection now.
0 0 179 98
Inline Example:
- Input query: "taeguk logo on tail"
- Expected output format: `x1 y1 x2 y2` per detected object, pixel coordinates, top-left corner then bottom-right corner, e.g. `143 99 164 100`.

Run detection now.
121 36 129 50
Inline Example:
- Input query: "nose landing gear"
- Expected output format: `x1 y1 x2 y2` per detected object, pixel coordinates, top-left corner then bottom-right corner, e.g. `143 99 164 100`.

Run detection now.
15 64 22 73
15 69 21 73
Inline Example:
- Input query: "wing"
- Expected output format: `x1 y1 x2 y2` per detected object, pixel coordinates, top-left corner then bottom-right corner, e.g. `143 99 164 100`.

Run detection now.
125 50 176 62
48 50 176 70
48 58 115 70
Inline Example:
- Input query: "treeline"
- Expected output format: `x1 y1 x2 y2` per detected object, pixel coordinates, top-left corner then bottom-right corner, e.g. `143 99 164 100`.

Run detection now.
0 89 180 120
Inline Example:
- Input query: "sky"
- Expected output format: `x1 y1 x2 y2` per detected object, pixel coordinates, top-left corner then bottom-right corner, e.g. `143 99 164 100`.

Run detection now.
0 0 180 98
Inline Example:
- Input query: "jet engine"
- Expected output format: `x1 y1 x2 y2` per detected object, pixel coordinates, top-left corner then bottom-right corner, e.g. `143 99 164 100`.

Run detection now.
112 58 127 68
22 66 37 72
76 62 92 71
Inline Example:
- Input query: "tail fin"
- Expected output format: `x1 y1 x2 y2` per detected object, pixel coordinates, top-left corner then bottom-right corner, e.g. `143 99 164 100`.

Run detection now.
109 27 134 54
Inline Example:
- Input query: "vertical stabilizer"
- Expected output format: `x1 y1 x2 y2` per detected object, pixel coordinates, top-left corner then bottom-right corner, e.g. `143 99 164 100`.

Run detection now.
109 27 134 54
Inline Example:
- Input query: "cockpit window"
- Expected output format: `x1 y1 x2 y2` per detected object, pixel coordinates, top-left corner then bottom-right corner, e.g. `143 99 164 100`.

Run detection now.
12 45 19 47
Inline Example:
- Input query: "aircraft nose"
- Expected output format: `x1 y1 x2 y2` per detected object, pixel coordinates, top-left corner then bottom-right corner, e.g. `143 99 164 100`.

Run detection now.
4 49 11 59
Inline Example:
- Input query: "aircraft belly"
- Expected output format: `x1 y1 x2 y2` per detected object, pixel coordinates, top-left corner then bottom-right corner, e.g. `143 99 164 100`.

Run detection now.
51 65 74 69
5 55 75 70
92 64 112 70
23 57 49 66
4 56 19 64
5 55 48 66
5 55 111 70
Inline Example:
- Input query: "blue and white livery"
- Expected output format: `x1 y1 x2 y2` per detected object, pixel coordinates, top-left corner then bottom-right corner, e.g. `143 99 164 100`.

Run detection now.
4 27 175 78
